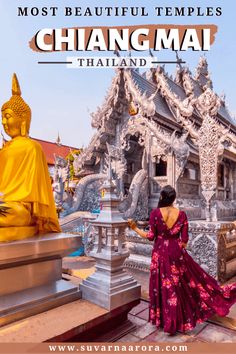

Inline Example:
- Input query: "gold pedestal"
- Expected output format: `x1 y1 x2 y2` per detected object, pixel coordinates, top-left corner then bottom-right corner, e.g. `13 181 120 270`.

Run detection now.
0 226 38 242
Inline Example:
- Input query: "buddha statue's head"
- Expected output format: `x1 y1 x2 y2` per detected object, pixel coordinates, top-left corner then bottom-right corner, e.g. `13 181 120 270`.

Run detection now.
1 73 31 139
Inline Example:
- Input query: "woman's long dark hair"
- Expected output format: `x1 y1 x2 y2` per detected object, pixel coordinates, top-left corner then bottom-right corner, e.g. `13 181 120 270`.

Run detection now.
158 185 176 208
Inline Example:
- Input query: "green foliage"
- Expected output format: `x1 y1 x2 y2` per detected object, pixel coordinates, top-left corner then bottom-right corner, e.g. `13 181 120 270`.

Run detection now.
66 149 82 179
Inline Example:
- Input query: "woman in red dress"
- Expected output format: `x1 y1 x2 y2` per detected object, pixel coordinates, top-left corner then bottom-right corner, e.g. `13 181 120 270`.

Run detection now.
128 185 236 335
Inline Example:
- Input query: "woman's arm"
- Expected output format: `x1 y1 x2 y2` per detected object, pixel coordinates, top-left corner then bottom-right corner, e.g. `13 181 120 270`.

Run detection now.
127 219 148 238
180 212 189 248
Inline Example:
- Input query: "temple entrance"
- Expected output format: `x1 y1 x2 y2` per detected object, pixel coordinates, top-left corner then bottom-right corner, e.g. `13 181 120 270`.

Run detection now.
123 135 144 194
155 157 167 177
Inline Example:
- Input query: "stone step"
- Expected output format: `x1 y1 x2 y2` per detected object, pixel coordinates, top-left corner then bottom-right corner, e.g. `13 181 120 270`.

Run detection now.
0 298 140 342
0 280 81 327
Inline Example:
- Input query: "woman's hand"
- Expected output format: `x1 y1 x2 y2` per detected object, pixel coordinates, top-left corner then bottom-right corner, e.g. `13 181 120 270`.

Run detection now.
127 219 137 230
181 242 188 249
127 219 148 238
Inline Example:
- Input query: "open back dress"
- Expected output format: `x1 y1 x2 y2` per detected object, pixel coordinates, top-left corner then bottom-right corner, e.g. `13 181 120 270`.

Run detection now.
147 208 236 334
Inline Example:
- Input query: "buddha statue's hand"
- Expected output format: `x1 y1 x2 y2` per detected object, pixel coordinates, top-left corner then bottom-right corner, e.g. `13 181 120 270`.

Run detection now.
0 201 10 217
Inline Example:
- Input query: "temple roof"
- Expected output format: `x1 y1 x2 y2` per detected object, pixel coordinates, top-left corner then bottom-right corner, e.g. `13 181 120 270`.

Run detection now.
80 58 236 168
191 74 236 126
130 70 174 121
32 138 80 165
218 105 236 126
166 75 187 100
131 64 236 128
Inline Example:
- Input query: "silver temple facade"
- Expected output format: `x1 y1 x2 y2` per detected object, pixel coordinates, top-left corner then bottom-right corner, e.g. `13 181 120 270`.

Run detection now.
71 57 236 222
67 56 236 282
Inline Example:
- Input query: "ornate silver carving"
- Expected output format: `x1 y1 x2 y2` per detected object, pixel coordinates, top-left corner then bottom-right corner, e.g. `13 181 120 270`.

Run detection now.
189 232 217 277
122 169 148 219
195 88 221 118
155 67 197 137
182 67 194 97
121 114 189 183
53 155 70 209
83 222 96 255
123 70 157 117
188 222 218 278
91 70 122 129
195 89 224 216
171 132 190 180
68 173 106 213
189 221 236 281
154 63 236 219
195 56 213 89
73 131 102 171
105 142 127 180
132 177 149 220
71 59 236 224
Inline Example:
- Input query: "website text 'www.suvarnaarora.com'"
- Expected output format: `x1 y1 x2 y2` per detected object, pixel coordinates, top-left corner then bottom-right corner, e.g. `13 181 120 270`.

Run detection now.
48 344 188 352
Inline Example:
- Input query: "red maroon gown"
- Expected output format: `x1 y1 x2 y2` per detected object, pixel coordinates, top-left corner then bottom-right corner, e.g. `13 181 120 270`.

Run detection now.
147 208 236 334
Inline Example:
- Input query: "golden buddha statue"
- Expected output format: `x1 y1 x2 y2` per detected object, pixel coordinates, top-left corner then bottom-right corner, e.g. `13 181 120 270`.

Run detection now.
0 73 61 241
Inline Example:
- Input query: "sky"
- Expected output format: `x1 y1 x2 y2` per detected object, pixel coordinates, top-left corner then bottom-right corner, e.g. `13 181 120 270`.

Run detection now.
0 0 235 147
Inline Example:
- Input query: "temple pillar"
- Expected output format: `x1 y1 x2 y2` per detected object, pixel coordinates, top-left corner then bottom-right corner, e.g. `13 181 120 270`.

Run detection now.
167 152 176 188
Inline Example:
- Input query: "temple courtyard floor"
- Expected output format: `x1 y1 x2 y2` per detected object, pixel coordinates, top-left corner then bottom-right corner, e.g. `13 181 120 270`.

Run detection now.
62 256 236 343
117 300 236 343
0 257 235 343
